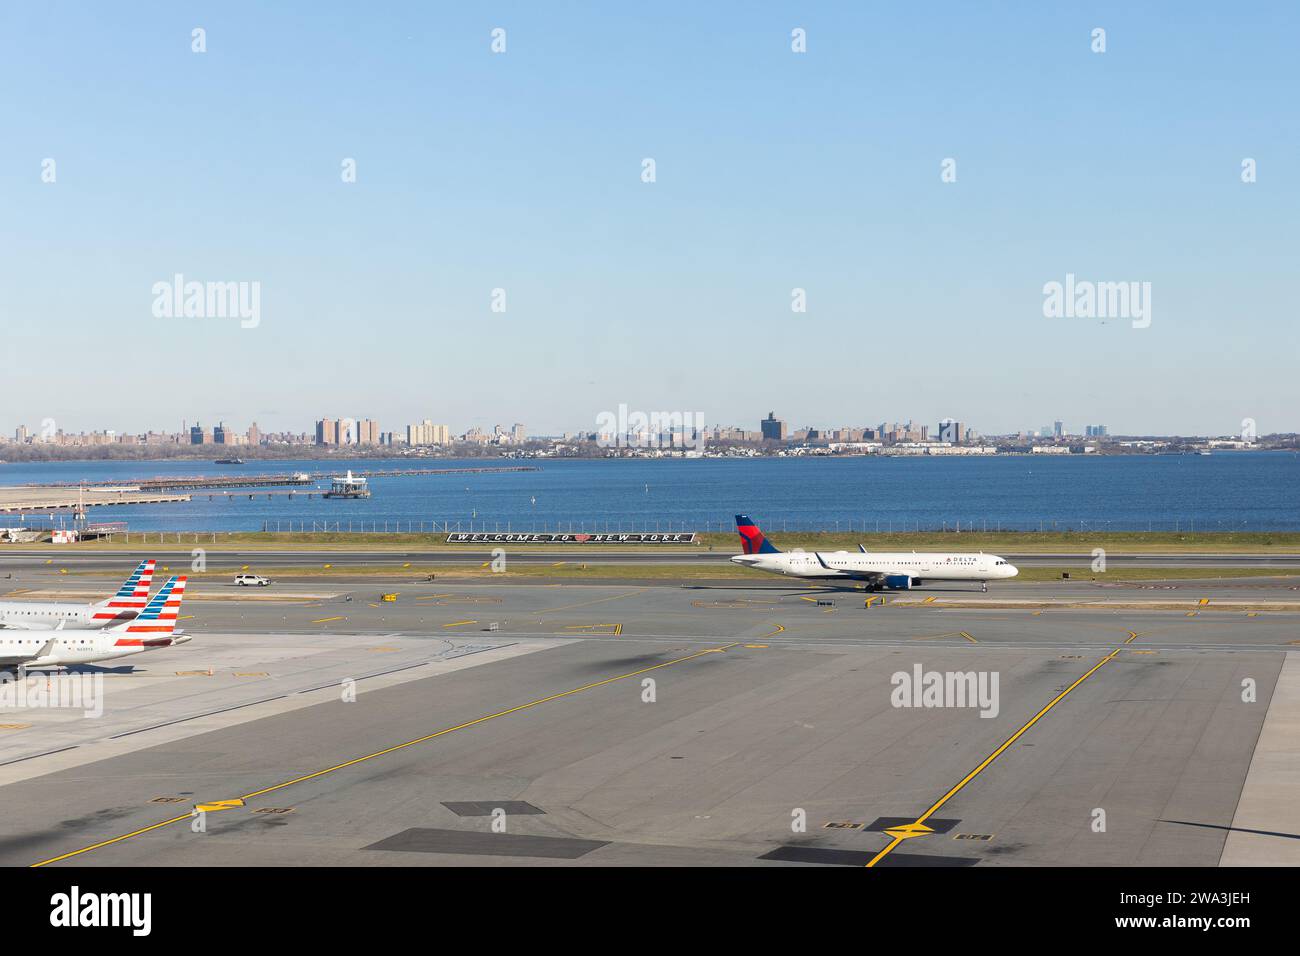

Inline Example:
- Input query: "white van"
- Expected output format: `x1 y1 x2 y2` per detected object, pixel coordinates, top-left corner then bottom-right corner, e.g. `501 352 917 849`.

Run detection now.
234 573 271 587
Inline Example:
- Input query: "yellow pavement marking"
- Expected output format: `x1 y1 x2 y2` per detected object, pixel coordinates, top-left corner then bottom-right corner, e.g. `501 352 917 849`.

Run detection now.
883 822 934 839
1124 630 1141 644
744 644 769 649
31 640 740 867
311 616 345 624
866 646 1121 868
195 798 245 813
911 631 968 642
537 590 644 616
958 631 977 644
232 672 267 677
442 620 477 628
1186 611 1198 617
1198 597 1210 606
0 723 31 730
923 596 936 605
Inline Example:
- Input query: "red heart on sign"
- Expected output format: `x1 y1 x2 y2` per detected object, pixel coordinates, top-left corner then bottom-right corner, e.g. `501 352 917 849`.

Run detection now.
574 534 590 542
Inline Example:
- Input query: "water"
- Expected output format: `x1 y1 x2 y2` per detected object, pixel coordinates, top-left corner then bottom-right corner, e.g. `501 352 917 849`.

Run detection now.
2 453 1297 533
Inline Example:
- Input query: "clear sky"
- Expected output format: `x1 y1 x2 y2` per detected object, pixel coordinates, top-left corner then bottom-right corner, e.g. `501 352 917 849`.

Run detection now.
2 2 1297 437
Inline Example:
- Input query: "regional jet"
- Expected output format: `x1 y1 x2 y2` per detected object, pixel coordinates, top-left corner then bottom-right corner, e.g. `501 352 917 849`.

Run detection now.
0 575 190 668
0 559 156 630
729 515 1017 591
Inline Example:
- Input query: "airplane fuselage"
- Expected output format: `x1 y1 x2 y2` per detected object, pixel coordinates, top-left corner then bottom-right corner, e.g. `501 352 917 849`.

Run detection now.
0 602 132 631
730 550 1018 587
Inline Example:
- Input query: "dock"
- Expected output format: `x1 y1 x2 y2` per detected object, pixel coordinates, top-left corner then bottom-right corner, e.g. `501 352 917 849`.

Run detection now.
21 465 541 493
0 487 191 513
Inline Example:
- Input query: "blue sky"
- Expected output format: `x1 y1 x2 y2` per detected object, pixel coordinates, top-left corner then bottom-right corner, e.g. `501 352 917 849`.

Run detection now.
2 2 1297 437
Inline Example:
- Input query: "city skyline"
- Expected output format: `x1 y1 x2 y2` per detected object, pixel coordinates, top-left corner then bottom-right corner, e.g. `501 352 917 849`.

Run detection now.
9 410 1281 449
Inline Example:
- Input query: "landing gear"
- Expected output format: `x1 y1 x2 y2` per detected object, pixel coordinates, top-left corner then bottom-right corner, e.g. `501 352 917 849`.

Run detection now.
980 581 988 593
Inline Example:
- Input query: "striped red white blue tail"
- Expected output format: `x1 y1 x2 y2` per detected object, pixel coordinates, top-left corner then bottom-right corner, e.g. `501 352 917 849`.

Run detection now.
109 575 186 644
93 559 156 619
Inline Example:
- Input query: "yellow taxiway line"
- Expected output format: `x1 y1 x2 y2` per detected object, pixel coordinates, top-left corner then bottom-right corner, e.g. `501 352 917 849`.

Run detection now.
866 645 1123 868
31 641 741 867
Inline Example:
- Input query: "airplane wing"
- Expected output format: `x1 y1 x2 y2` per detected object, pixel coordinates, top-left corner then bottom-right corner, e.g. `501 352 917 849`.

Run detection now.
813 553 884 582
0 637 58 666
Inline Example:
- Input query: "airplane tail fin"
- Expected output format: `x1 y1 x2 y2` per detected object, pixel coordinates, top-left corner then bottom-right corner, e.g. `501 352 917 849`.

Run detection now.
107 575 187 645
94 559 156 614
735 514 781 554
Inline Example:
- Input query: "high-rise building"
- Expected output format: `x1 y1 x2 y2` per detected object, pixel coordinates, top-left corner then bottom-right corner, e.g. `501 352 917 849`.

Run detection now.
356 419 380 445
213 422 227 444
1054 420 1064 438
315 419 339 445
760 412 787 441
512 423 526 442
247 422 261 446
407 420 450 446
190 424 205 445
937 419 963 444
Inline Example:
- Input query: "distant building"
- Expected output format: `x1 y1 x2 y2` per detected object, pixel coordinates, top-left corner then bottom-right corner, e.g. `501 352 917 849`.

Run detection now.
315 419 339 445
512 423 526 443
356 419 380 445
213 422 227 444
247 422 261 446
1054 420 1064 438
189 424 208 445
760 412 787 441
407 420 450 446
1085 424 1108 437
937 419 964 444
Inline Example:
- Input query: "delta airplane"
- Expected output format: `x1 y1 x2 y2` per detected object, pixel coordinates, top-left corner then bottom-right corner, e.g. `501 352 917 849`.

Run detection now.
0 575 190 669
729 515 1018 591
0 559 156 630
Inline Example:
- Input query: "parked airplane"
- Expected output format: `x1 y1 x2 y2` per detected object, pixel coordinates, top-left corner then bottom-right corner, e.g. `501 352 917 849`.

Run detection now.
729 515 1018 591
0 559 156 630
0 575 190 669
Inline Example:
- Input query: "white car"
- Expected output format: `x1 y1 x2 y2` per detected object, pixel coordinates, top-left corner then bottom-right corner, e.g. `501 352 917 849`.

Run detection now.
234 573 270 587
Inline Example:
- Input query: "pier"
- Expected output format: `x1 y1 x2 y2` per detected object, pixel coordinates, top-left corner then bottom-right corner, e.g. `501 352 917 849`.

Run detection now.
0 487 191 513
20 465 541 493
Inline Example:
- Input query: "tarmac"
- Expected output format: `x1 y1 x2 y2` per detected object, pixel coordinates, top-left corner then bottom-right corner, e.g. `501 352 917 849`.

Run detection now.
1 568 1297 867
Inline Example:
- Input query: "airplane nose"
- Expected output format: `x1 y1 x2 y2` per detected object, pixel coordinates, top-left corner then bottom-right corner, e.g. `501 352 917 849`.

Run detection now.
1007 565 1019 578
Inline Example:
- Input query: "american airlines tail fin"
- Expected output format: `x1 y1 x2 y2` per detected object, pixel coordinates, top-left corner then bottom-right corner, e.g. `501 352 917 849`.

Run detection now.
108 575 187 644
94 559 156 614
735 515 781 554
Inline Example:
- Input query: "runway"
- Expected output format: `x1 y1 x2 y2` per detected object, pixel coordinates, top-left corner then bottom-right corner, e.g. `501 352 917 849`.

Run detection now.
0 577 1296 867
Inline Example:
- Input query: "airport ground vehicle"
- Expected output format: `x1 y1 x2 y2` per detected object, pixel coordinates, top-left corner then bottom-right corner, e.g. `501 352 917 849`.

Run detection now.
234 574 271 587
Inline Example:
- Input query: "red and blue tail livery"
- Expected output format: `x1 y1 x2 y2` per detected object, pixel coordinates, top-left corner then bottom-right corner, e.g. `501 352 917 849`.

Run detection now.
736 514 781 554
